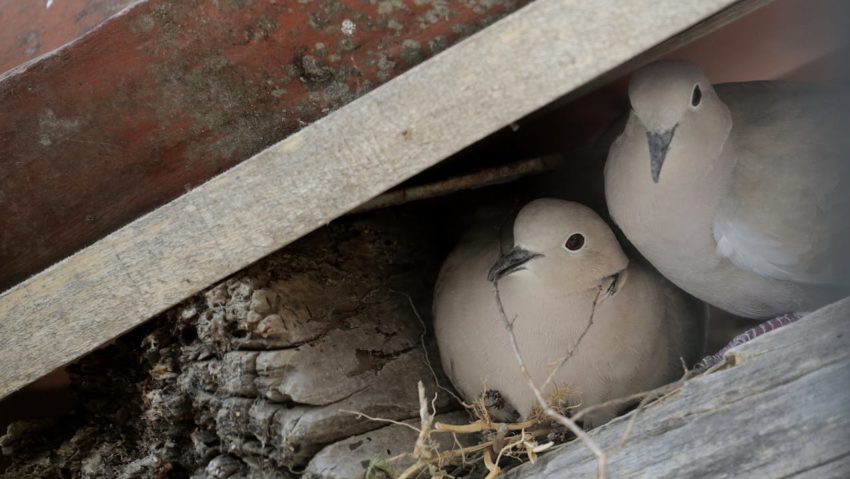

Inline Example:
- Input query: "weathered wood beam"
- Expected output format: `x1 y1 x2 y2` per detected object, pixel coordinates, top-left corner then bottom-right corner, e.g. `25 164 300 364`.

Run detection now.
0 0 530 293
505 297 850 478
0 0 770 399
0 0 139 75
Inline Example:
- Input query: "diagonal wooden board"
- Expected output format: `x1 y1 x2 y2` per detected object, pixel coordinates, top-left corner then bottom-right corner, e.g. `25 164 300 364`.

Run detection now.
0 0 771 399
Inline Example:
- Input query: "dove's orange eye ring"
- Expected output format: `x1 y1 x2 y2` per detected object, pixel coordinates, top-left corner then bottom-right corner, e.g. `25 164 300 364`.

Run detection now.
691 84 702 107
565 233 585 252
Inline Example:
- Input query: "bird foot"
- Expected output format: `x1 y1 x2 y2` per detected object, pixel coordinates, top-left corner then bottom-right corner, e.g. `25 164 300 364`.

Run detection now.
696 312 802 370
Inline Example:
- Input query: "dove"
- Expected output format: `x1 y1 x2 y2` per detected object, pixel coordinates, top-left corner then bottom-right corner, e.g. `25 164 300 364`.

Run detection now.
433 199 705 427
604 60 850 349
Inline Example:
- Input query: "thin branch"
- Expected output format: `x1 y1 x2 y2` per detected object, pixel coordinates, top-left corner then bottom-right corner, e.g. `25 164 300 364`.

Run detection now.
540 283 605 392
571 382 673 424
396 462 421 479
391 289 466 406
413 381 435 460
339 409 420 433
434 418 539 434
493 281 607 479
351 156 563 213
484 449 501 479
450 432 470 467
617 373 691 448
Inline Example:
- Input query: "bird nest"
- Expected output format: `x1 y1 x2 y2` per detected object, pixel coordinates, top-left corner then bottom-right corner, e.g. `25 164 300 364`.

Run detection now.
353 383 573 479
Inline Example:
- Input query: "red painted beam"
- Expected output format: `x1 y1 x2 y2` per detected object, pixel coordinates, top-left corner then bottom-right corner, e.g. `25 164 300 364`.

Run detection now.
0 0 530 293
0 0 138 75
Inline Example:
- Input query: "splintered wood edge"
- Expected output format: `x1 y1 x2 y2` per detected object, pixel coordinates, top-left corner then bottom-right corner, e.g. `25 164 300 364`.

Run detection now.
0 0 767 399
504 297 850 477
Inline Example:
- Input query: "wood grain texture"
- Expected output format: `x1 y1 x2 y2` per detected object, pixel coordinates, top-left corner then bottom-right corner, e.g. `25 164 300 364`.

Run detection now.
0 0 766 399
0 0 530 293
506 297 850 478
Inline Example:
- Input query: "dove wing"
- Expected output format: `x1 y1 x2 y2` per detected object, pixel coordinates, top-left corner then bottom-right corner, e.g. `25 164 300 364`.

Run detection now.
712 82 850 288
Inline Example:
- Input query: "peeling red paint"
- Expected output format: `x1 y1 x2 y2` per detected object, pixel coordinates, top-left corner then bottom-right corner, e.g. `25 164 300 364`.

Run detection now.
0 0 531 292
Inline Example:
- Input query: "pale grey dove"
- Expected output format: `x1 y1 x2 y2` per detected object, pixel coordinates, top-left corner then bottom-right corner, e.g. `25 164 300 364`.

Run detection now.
605 60 850 364
433 199 705 427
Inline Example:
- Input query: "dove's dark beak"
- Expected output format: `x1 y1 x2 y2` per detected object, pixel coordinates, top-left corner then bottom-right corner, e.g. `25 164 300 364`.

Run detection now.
488 246 543 282
647 126 676 183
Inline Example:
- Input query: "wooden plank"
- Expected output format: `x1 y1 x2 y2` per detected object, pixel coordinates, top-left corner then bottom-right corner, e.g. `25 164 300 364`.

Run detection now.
0 0 768 399
0 0 139 75
505 297 850 478
0 0 530 294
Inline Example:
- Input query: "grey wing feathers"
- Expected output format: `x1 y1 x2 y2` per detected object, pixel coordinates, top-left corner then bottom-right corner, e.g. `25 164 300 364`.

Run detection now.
712 82 850 288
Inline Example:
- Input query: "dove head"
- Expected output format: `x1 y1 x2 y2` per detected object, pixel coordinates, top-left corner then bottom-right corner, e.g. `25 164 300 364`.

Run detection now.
488 199 628 292
628 60 732 183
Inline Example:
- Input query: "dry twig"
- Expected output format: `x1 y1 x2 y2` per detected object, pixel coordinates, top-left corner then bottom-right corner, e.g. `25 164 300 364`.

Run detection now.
493 280 608 479
391 289 466 406
339 410 421 433
351 156 563 213
540 283 606 393
434 418 538 434
484 448 501 479
353 380 554 479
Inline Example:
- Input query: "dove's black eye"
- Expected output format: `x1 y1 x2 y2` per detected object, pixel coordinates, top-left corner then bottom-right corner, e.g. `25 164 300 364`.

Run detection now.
691 84 702 107
565 233 585 252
